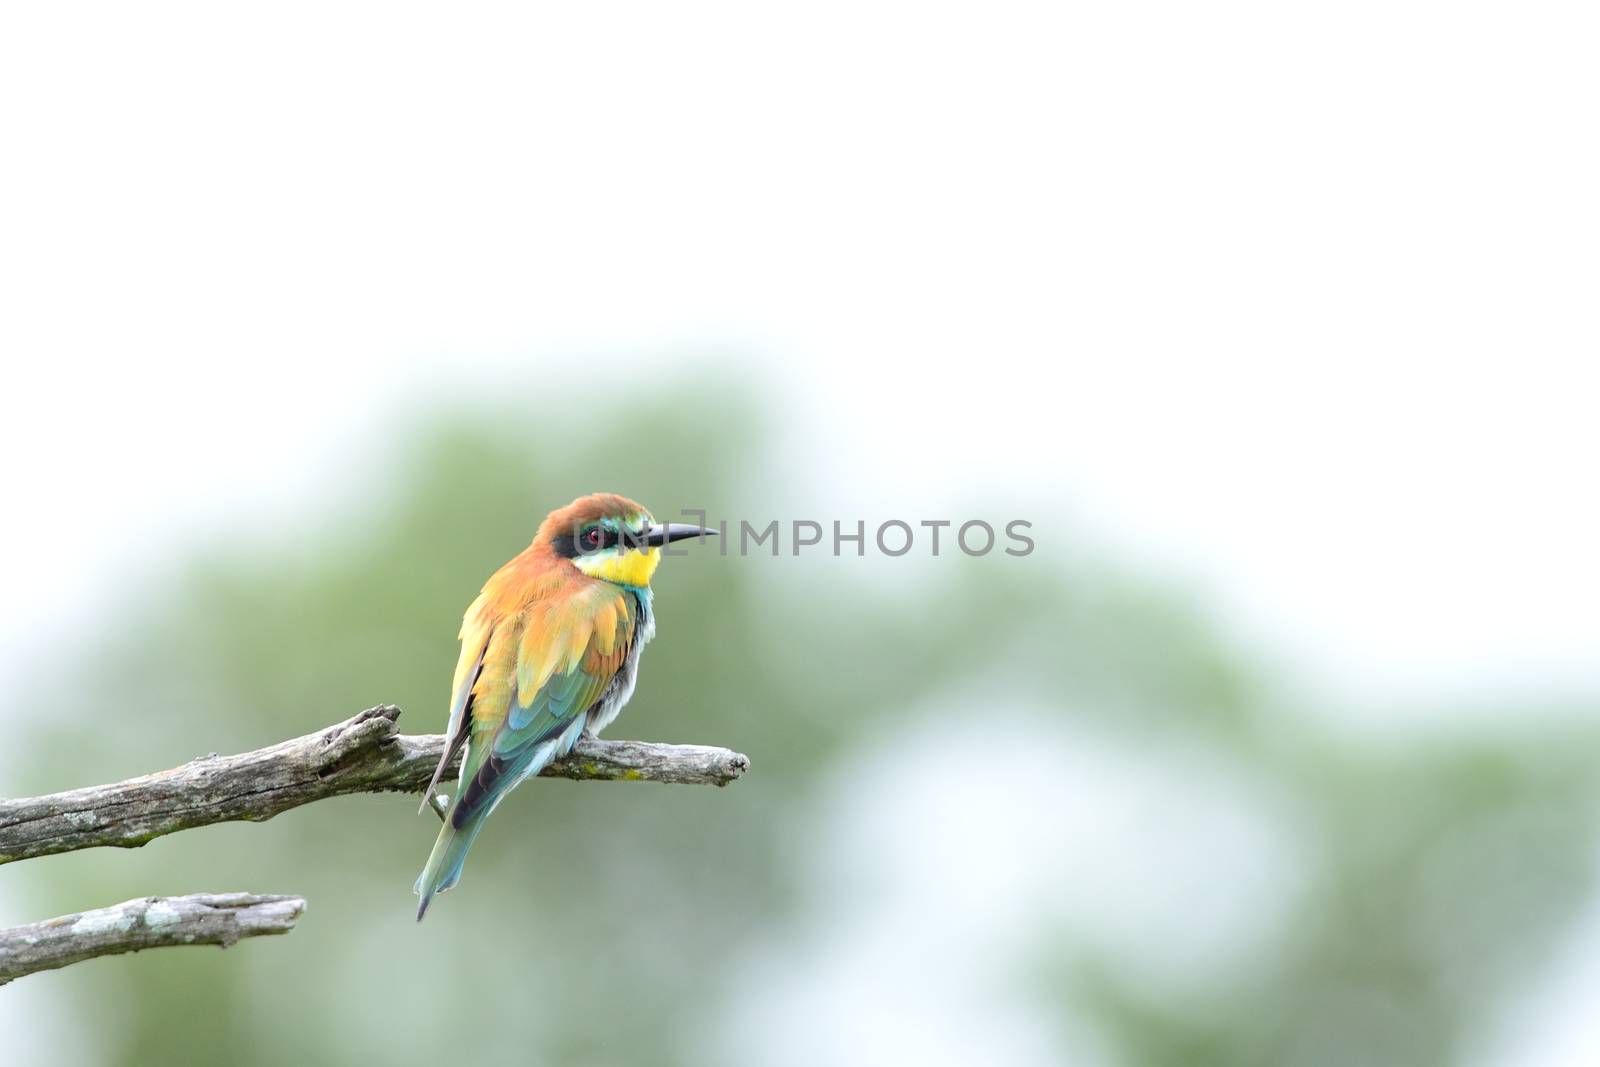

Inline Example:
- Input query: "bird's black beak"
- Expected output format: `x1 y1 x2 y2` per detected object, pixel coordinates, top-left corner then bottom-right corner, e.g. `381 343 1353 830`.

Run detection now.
642 523 715 547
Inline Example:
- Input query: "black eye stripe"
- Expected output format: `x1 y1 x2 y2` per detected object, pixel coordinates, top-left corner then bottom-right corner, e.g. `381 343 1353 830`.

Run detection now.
554 526 606 558
554 521 646 558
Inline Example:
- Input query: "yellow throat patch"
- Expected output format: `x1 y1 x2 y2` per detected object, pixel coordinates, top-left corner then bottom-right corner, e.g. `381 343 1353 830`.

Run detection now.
575 546 662 587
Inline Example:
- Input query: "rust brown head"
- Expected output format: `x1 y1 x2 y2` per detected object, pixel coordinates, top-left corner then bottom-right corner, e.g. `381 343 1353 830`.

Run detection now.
533 493 711 586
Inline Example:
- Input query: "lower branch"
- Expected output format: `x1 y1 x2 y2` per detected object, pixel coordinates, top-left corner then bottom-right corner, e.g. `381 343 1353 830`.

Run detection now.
0 706 750 865
0 893 305 985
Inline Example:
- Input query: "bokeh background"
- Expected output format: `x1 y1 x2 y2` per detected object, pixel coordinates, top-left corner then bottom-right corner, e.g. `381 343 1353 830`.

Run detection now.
3 4 1598 1066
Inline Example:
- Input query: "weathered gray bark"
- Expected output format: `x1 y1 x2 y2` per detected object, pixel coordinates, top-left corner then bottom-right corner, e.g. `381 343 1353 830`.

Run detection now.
0 705 750 864
0 893 306 985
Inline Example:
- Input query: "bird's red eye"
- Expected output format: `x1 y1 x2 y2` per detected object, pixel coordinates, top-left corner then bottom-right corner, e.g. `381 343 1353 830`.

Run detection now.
583 528 603 549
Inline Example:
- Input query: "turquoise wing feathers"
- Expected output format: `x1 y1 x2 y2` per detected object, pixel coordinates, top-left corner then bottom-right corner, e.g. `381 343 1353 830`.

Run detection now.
414 585 636 919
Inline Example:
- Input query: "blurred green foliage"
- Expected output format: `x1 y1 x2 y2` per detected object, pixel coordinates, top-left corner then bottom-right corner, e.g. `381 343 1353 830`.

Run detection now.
4 384 1599 1067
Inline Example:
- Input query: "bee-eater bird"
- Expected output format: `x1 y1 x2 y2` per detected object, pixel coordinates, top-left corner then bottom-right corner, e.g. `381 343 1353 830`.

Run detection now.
413 492 712 920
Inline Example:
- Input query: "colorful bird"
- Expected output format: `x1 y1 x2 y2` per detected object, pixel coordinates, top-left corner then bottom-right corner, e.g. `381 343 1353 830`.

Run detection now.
414 492 712 920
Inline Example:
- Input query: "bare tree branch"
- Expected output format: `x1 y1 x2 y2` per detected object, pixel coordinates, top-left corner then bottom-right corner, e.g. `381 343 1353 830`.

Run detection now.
0 893 305 985
0 706 750 865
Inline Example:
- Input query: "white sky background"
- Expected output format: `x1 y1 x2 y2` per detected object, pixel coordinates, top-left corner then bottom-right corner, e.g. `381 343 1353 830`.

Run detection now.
1 2 1598 1064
